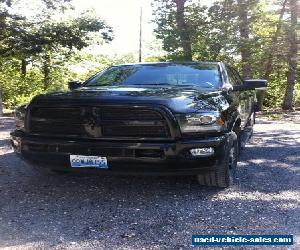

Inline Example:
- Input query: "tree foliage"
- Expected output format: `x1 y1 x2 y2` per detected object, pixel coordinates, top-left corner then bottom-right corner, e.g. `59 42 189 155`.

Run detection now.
0 0 298 112
152 0 299 109
0 0 114 111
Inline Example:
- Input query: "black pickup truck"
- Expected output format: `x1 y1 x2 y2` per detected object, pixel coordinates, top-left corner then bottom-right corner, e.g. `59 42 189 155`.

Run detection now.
11 62 267 188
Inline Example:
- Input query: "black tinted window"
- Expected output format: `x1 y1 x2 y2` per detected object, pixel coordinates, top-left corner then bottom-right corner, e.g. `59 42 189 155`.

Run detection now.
231 67 243 84
227 66 243 85
227 68 236 85
85 64 221 89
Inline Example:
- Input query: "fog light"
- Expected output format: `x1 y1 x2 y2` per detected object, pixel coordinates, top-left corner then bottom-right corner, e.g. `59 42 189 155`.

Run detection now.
190 147 214 156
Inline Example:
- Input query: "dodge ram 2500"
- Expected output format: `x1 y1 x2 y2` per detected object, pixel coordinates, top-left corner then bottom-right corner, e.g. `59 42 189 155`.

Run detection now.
11 62 267 188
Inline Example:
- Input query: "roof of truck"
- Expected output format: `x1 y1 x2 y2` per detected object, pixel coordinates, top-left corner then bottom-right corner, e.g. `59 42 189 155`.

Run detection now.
114 61 221 67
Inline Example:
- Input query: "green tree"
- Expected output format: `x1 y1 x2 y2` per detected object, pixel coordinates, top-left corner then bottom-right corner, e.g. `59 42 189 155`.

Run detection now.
152 0 206 60
0 9 113 89
282 0 298 110
0 0 114 114
34 15 113 89
152 0 299 110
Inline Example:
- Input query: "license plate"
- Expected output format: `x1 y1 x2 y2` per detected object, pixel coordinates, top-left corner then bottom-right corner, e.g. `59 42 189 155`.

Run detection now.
70 155 108 169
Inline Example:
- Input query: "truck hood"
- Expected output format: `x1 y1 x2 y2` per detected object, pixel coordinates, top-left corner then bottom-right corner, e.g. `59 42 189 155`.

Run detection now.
30 85 229 113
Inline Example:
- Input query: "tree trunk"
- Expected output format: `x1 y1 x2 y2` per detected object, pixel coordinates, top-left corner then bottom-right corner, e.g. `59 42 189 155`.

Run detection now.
282 0 298 110
263 0 288 79
237 0 252 79
21 59 27 78
0 87 3 117
43 53 51 90
256 0 288 110
174 0 192 60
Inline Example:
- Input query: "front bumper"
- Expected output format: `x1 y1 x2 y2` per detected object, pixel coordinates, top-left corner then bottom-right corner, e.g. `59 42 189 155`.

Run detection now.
11 130 229 175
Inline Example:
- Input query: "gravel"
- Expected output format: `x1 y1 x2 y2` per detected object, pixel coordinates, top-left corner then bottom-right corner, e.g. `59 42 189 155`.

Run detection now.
0 113 299 250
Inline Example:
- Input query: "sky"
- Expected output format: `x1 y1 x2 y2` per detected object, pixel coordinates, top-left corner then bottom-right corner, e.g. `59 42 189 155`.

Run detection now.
73 0 157 57
11 0 212 59
10 0 158 58
71 0 211 57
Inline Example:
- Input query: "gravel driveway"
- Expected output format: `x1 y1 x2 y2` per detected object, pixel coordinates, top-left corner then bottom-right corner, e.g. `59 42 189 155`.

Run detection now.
0 113 299 250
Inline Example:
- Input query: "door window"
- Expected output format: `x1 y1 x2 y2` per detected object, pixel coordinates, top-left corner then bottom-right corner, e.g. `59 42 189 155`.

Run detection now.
227 66 243 86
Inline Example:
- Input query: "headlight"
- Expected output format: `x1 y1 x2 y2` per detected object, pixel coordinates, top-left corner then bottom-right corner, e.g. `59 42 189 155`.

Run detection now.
177 112 225 133
15 105 27 129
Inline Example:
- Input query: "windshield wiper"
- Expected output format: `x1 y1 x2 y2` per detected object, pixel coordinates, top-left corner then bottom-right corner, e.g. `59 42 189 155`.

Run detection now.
131 83 173 86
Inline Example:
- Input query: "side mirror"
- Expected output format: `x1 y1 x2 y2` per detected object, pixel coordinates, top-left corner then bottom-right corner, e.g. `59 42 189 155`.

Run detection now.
232 79 267 91
68 80 82 90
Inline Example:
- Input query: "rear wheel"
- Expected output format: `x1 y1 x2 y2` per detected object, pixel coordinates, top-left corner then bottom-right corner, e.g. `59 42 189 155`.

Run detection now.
196 134 238 188
234 126 241 156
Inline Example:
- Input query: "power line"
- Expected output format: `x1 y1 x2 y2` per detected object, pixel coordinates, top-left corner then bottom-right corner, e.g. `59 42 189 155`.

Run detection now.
139 6 142 63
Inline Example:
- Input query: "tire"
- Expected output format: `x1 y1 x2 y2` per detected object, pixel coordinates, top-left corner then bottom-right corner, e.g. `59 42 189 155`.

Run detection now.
252 111 256 125
234 126 241 156
247 111 255 127
196 133 238 188
246 112 255 140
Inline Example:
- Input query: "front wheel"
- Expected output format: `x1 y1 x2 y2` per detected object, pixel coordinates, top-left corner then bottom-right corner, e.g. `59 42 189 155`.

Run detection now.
196 135 238 188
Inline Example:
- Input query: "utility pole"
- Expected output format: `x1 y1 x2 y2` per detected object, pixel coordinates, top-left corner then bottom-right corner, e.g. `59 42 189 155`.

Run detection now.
139 6 142 62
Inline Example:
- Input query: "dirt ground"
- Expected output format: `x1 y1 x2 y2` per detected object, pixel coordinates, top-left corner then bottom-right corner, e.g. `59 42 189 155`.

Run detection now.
0 113 299 249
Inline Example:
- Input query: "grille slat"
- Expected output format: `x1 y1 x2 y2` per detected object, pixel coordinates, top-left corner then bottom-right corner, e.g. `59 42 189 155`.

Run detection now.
31 120 83 135
102 125 167 137
24 143 133 157
29 106 170 138
31 107 81 120
100 108 163 120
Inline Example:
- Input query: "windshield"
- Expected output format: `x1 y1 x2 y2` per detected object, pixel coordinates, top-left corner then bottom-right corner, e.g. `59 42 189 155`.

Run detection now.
85 63 221 89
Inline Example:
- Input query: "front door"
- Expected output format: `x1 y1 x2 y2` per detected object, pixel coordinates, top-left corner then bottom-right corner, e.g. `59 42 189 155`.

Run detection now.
227 66 255 128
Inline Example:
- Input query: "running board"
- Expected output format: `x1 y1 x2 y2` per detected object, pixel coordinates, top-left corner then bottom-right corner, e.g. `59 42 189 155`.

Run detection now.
240 126 253 148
